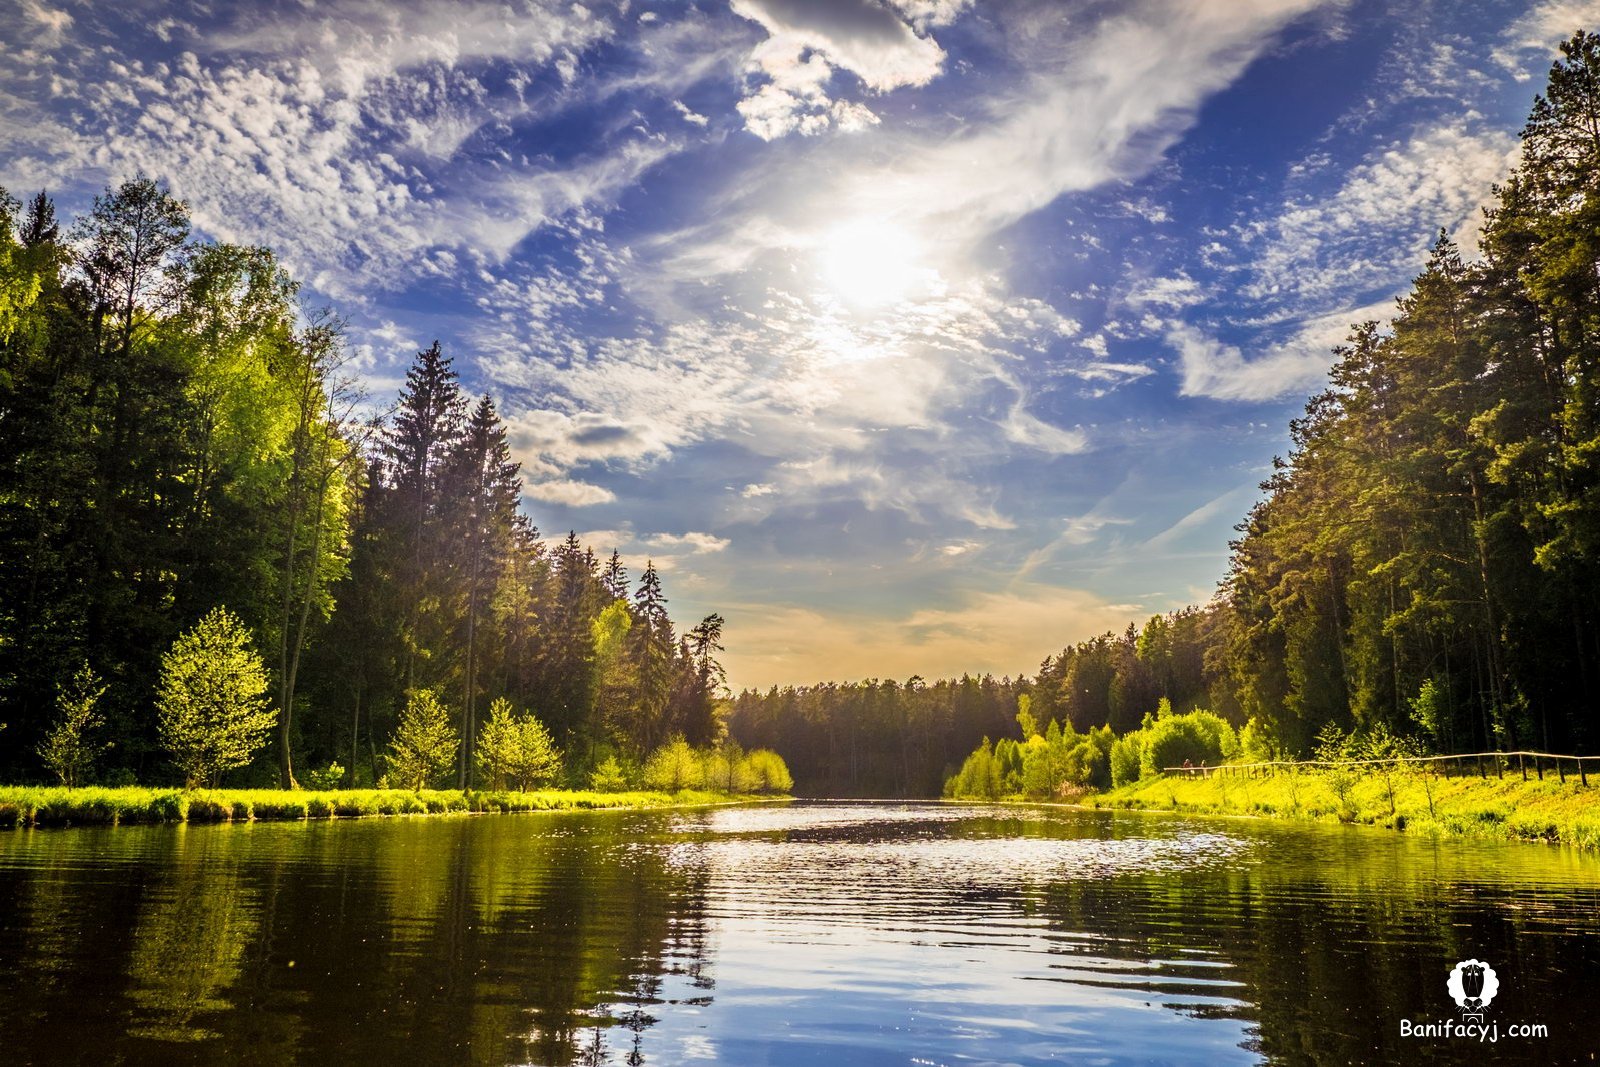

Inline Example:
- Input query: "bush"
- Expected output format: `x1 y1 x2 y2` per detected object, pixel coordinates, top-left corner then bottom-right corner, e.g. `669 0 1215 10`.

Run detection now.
302 762 345 791
1139 710 1237 779
1110 733 1144 787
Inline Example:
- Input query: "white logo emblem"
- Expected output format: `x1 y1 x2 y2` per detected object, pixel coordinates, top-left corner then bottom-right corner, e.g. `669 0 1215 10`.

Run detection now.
1448 959 1499 1018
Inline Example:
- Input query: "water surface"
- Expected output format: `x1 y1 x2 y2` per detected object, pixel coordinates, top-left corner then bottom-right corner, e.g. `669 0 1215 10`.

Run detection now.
1 801 1596 1064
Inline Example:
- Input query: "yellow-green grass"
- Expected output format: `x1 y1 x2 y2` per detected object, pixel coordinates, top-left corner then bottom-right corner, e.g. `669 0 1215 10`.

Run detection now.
1086 769 1600 849
0 785 778 829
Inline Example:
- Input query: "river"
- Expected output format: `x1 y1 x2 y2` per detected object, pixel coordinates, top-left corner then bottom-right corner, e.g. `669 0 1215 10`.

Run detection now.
0 800 1596 1064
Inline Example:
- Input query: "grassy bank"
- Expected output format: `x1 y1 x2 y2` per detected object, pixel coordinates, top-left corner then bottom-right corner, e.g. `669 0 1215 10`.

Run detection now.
0 785 777 829
1086 769 1600 849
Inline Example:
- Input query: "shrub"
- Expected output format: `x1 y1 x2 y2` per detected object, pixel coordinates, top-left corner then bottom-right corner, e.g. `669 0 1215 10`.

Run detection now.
302 762 345 791
1110 733 1144 787
745 749 793 794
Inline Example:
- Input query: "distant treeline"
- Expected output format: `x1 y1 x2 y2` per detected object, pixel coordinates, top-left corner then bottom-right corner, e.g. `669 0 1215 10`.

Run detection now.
0 178 728 788
732 33 1600 793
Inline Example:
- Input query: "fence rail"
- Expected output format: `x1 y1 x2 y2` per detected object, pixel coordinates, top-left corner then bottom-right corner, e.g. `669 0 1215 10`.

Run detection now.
1162 750 1593 786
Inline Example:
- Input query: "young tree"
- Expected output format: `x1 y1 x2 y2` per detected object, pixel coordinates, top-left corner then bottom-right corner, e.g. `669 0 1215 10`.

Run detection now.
156 607 277 788
39 663 110 787
475 697 561 791
387 688 458 791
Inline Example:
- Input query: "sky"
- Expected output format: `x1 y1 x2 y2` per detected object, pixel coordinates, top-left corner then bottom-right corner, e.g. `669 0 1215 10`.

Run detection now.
2 0 1594 690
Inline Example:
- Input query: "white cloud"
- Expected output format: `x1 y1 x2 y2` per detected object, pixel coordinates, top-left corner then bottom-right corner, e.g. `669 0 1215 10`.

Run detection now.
729 0 945 139
1169 298 1392 402
1242 121 1517 303
523 478 617 507
1493 1 1600 76
646 531 732 554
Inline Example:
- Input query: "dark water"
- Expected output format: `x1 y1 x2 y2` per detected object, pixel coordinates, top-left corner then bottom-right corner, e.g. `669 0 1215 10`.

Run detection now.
1 802 1597 1065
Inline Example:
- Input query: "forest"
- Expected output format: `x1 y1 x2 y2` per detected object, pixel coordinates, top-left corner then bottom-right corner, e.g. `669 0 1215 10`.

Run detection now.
730 32 1600 794
0 179 734 790
8 32 1600 800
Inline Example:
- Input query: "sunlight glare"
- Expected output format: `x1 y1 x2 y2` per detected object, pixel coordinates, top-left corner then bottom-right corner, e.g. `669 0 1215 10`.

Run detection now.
816 220 929 309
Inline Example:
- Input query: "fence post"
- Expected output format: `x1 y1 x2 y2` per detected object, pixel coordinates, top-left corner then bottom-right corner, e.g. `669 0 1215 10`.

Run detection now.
1558 759 1565 784
1497 755 1503 779
1477 755 1485 779
1581 758 1588 789
1536 756 1543 781
1519 753 1527 781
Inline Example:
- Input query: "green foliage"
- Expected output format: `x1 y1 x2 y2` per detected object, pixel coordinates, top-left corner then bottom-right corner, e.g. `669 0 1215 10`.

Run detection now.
744 749 794 794
1109 733 1143 788
475 697 561 792
156 608 277 788
386 689 459 791
1015 694 1039 739
0 785 752 827
944 739 1003 800
39 663 110 787
589 755 629 792
301 762 345 791
641 735 703 792
1138 710 1238 779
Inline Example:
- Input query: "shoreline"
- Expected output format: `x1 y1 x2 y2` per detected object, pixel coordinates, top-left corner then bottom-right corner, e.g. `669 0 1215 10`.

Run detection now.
0 785 788 829
1079 771 1600 850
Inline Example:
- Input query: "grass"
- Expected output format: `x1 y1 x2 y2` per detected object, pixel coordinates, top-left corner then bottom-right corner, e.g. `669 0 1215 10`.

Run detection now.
0 785 775 829
1085 767 1600 849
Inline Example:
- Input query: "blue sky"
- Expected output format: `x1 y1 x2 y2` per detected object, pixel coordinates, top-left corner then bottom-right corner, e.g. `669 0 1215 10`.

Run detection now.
2 0 1591 688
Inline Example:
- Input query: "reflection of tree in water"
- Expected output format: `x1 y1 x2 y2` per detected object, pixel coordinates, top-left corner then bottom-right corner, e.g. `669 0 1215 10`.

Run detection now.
124 830 261 1042
1017 844 1600 1065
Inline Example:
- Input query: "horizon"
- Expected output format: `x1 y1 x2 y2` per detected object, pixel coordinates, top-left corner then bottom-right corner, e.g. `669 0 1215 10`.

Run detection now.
3 0 1590 689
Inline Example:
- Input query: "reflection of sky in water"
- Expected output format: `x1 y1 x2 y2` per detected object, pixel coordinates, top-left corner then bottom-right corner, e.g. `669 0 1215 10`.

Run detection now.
628 806 1260 1065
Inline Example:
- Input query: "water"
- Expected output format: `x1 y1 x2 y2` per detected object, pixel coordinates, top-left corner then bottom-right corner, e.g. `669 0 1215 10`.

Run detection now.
1 801 1597 1065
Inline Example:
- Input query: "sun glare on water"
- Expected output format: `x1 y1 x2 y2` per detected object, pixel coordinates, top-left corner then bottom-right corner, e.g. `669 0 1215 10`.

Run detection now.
816 220 930 309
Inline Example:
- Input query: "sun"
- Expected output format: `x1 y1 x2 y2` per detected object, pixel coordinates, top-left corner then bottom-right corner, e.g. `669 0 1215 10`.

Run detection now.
815 220 928 309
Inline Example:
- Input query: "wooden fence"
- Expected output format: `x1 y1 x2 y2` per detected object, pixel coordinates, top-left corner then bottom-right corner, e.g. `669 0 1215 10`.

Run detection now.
1163 750 1593 787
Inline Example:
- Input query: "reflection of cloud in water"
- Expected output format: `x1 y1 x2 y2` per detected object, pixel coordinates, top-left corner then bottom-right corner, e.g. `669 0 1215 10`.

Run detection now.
665 827 1252 919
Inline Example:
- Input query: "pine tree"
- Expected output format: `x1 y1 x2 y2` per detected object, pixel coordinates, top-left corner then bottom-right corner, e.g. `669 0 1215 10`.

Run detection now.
602 549 629 602
628 562 676 752
379 342 466 693
443 394 522 785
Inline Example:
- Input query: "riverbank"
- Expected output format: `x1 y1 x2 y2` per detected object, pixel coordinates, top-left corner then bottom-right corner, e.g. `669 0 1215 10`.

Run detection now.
0 785 780 828
1086 770 1600 849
